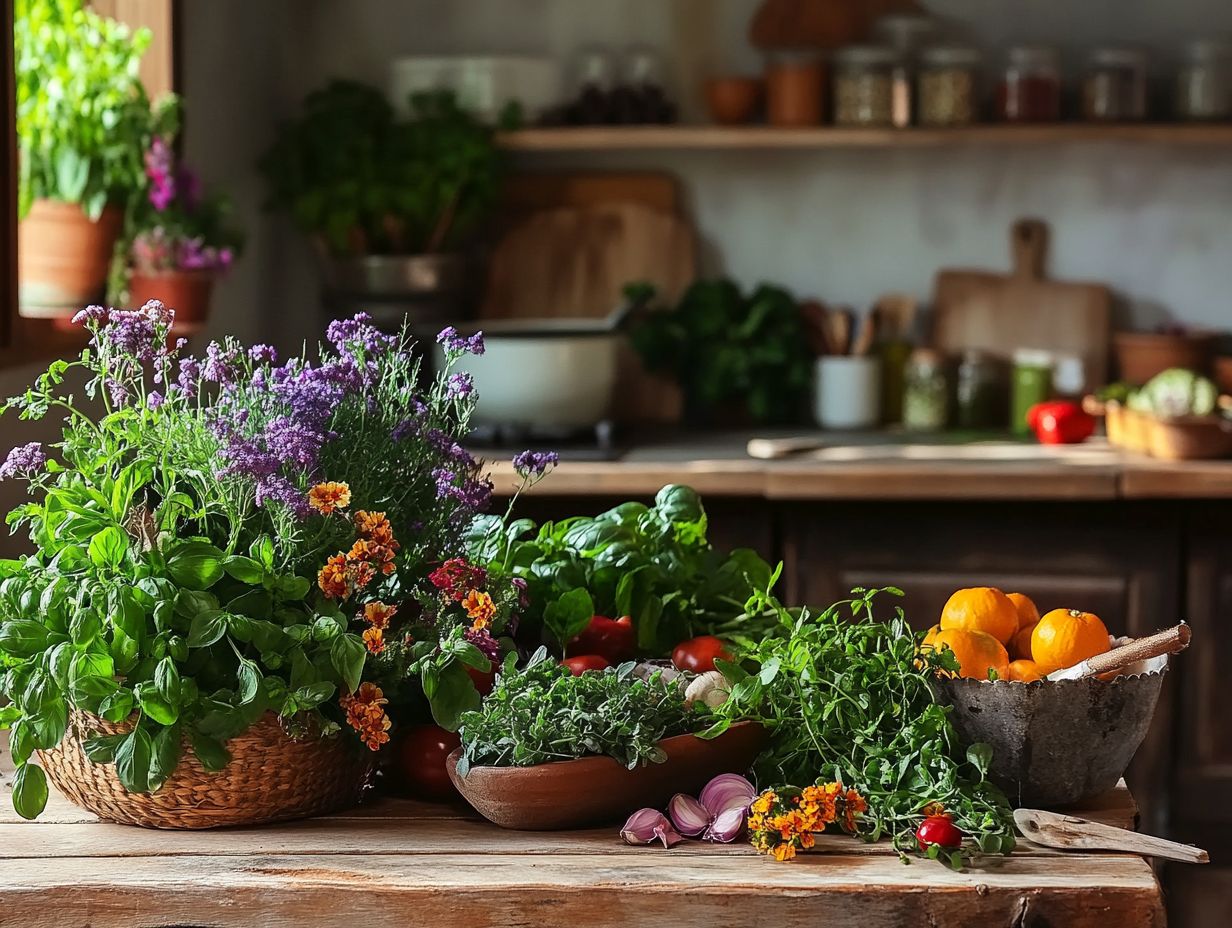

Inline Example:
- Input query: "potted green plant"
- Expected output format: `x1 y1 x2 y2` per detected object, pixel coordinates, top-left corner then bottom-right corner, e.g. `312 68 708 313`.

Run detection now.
125 136 243 335
0 308 541 826
259 81 504 327
14 0 173 320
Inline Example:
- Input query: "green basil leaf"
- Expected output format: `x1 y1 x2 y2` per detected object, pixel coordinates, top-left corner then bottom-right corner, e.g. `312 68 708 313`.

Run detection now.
70 674 119 711
330 633 366 695
428 660 481 733
110 586 146 640
223 555 266 585
166 541 225 590
273 575 311 602
115 725 153 793
84 731 127 763
249 534 275 570
149 723 182 788
9 719 35 765
0 619 51 657
98 688 136 724
542 588 594 649
154 657 181 705
137 685 179 726
236 659 261 705
87 525 129 569
69 607 102 645
11 764 48 820
292 681 335 710
190 729 231 772
187 610 228 648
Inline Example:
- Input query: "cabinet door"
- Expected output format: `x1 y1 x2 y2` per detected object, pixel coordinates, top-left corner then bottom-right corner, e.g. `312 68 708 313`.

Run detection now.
1175 504 1232 843
781 500 1181 837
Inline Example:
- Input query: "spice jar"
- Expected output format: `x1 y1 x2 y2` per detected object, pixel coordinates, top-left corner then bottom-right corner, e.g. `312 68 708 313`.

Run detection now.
765 49 825 126
1176 38 1232 121
1083 47 1148 121
903 349 950 432
1011 349 1055 435
997 46 1062 122
955 350 1008 430
918 45 982 126
873 13 939 127
833 45 899 127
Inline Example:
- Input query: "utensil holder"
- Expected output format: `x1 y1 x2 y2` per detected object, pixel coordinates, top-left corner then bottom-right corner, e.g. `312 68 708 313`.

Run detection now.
814 356 881 430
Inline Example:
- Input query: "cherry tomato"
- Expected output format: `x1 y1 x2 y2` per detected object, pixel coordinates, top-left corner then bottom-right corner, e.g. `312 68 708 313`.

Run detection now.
671 635 731 673
567 615 636 662
560 654 611 676
396 724 461 802
915 814 963 850
465 664 496 696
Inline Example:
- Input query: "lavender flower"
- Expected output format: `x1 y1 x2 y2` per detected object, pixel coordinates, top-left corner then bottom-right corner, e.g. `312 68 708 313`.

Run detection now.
97 309 159 362
71 304 109 327
0 442 46 480
436 326 485 356
139 299 174 327
174 356 202 393
147 391 165 410
202 341 241 386
433 467 492 511
264 416 326 471
445 372 474 400
248 344 278 365
254 473 312 520
512 450 560 478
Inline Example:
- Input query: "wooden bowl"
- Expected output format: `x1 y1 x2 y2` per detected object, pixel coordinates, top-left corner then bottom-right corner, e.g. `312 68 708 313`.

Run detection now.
705 76 763 125
1145 414 1232 460
1114 331 1217 385
447 721 766 830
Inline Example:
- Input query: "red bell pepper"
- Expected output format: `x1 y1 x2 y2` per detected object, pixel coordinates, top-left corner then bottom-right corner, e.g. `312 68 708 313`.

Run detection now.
1026 400 1095 445
567 615 635 662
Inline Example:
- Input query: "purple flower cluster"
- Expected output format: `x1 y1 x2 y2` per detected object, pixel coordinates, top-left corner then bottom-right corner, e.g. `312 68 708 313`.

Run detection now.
445 372 474 400
0 442 46 480
131 226 234 273
465 627 501 661
433 466 492 511
512 450 560 478
203 341 242 386
145 139 176 211
327 312 394 356
436 326 485 356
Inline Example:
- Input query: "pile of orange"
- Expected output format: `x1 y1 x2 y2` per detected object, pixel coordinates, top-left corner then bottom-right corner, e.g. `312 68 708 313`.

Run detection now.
921 587 1112 683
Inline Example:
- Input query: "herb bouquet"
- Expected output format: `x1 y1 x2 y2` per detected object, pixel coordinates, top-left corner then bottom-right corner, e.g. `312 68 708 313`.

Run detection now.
0 306 534 826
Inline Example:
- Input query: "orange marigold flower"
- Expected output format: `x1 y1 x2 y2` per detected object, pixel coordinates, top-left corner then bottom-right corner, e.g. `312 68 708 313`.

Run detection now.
350 559 376 591
772 843 796 862
348 538 397 576
340 682 391 751
921 800 945 818
318 554 352 599
363 626 386 655
355 510 400 550
463 589 496 625
308 481 351 515
363 601 398 629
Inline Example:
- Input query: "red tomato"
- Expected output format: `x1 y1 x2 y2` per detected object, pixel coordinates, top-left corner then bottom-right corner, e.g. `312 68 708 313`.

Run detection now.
567 615 636 662
396 724 461 802
916 814 963 850
560 654 611 676
465 664 495 696
671 635 731 673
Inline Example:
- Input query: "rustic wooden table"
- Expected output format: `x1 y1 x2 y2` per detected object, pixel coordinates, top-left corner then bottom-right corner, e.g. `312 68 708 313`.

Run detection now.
0 754 1166 928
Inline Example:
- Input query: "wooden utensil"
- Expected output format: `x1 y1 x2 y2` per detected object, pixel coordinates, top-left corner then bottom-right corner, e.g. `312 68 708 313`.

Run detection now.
850 311 878 357
1014 808 1208 864
1047 623 1191 681
869 292 918 341
932 219 1111 391
823 306 854 356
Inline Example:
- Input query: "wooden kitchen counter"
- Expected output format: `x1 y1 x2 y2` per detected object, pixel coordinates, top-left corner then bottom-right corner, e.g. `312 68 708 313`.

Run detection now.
485 433 1232 500
0 763 1165 928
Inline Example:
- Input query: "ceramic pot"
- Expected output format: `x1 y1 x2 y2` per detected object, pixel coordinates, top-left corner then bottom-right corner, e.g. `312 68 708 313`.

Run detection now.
18 200 123 319
447 721 766 830
321 252 476 331
128 269 217 335
705 76 763 124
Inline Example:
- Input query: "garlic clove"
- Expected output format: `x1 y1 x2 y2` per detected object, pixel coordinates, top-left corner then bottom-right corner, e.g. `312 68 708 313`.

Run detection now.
621 808 682 848
667 792 712 837
704 805 747 843
699 772 758 817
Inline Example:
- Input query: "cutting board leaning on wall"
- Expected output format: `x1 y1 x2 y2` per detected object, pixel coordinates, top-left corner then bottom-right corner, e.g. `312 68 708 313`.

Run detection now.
483 173 697 423
932 219 1111 392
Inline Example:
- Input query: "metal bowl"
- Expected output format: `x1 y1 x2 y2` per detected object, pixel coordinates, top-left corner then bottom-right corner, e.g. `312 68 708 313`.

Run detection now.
931 655 1167 808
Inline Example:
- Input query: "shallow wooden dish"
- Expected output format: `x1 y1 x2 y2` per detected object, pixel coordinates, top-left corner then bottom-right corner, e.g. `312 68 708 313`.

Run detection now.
447 721 766 830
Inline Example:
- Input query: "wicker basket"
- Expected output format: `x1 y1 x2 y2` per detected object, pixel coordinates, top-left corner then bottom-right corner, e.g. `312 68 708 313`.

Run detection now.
38 710 374 829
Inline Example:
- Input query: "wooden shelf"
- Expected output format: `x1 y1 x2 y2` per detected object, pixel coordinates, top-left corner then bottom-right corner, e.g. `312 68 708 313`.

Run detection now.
499 123 1232 152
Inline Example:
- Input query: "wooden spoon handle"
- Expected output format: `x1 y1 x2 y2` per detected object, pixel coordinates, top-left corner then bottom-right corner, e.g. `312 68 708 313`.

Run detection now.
1015 809 1208 864
1083 623 1191 677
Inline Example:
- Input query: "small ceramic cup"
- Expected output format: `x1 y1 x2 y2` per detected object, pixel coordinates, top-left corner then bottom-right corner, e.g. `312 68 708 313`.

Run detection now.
814 356 881 430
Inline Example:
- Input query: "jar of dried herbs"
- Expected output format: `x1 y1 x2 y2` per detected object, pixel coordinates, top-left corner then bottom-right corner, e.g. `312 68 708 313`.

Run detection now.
903 348 949 431
918 45 982 126
833 45 899 127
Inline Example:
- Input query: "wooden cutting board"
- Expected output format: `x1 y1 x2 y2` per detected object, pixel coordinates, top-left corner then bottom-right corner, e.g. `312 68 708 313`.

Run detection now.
482 202 695 319
932 219 1111 391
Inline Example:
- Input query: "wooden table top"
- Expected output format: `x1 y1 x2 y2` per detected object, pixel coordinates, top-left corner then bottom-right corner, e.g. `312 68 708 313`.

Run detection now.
0 756 1165 928
482 432 1232 501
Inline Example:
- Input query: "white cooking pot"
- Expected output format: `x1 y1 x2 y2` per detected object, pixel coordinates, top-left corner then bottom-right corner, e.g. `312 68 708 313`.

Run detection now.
441 317 624 429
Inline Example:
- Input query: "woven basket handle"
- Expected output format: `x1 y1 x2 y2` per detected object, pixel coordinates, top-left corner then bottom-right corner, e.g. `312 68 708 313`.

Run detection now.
1083 623 1191 677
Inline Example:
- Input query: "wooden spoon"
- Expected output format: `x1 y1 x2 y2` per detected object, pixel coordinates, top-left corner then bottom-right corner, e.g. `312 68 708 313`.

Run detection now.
1046 623 1190 682
1014 809 1208 864
824 307 854 356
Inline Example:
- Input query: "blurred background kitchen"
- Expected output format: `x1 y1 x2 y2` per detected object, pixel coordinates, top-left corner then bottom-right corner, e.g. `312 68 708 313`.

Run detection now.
4 1 1232 924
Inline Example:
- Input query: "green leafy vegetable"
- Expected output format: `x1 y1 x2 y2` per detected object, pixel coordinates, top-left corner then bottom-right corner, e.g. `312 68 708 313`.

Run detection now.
710 586 1016 863
456 647 705 775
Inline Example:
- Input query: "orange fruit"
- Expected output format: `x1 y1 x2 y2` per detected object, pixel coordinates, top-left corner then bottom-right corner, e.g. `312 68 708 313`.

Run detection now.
1006 592 1041 630
940 587 1019 646
1008 659 1042 683
1031 609 1111 675
1010 624 1037 661
933 628 1010 681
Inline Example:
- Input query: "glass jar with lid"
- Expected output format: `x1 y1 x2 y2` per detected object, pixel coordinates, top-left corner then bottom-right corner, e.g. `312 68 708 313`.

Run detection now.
765 49 825 126
1083 47 1148 121
873 13 939 127
955 350 1009 430
833 45 900 127
918 45 982 126
903 349 950 432
997 45 1062 122
1176 38 1232 121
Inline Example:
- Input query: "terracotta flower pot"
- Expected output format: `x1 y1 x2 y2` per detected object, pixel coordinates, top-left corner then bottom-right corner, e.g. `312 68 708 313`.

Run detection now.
128 269 217 335
18 200 123 319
